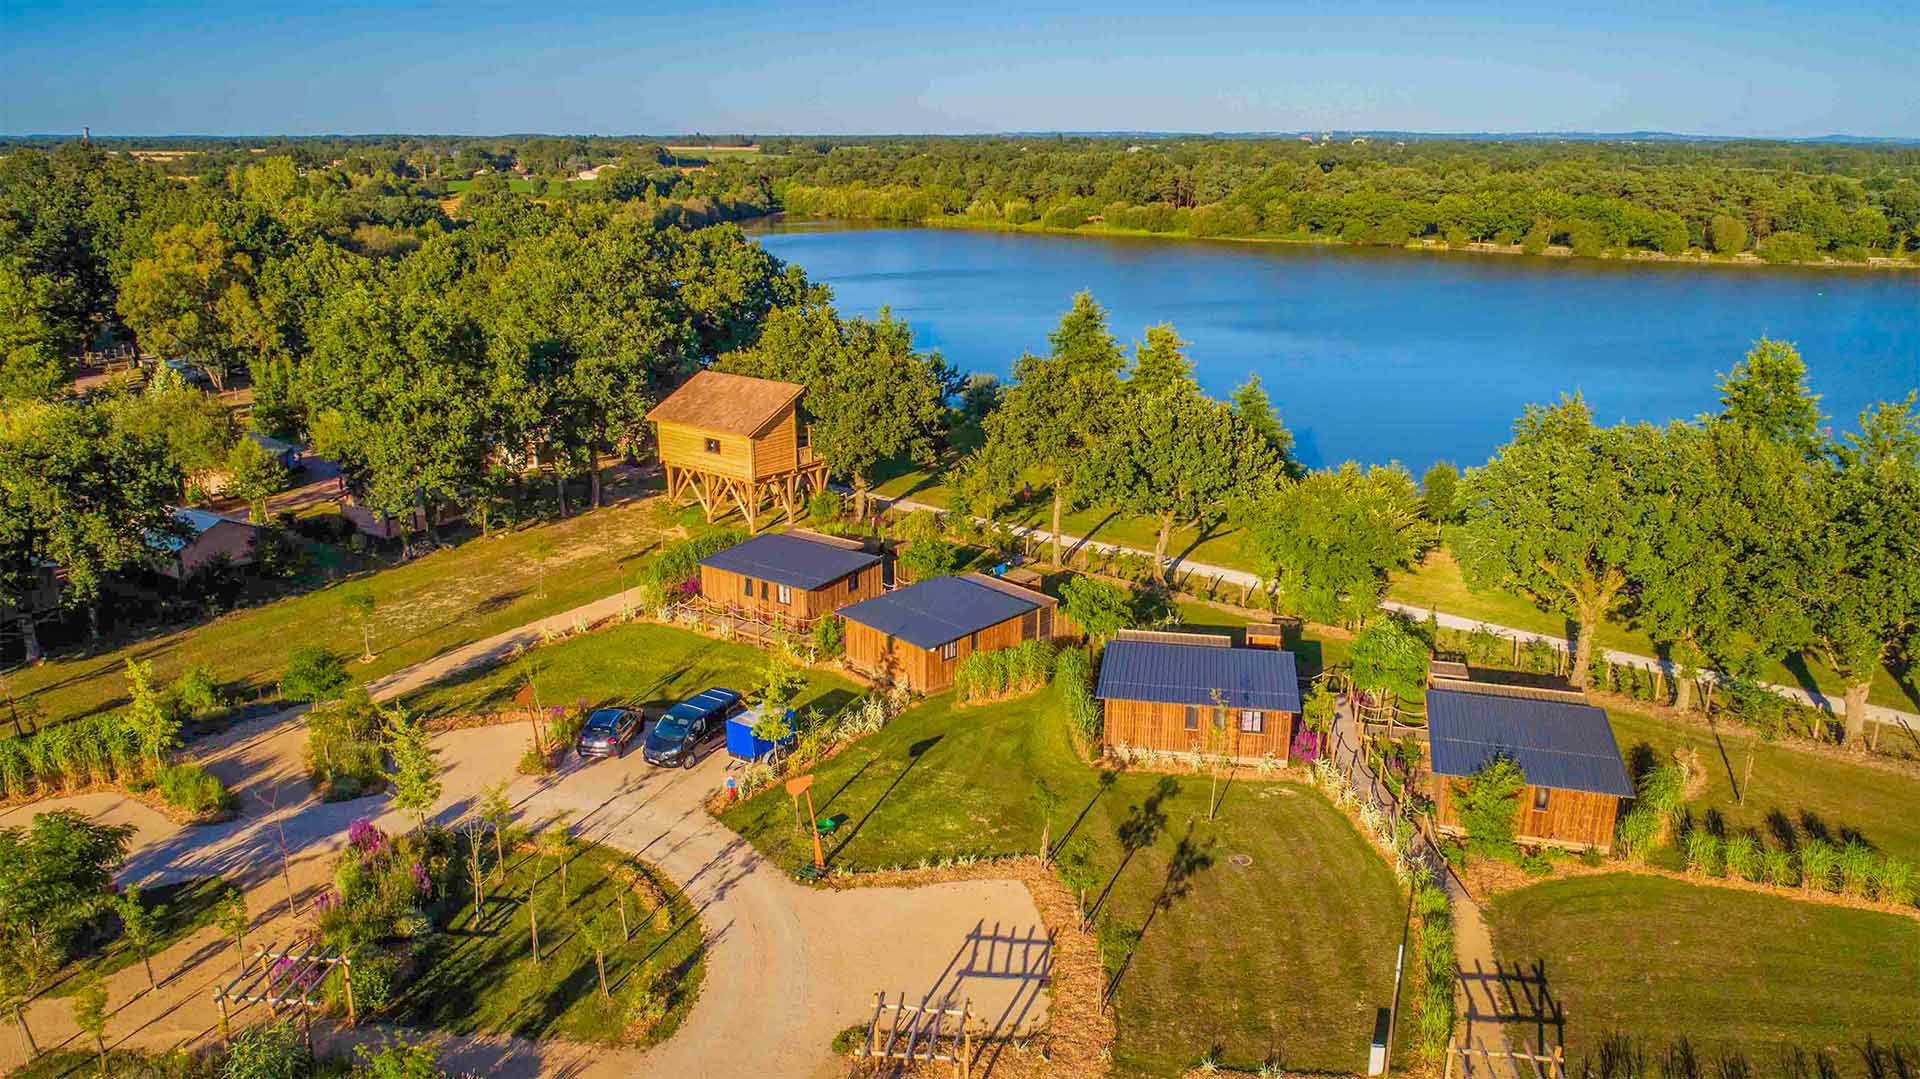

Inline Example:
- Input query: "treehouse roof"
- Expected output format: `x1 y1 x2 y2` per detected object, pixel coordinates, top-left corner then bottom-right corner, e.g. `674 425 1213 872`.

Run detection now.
837 575 1042 650
1094 639 1301 712
699 532 881 591
646 370 806 437
1426 688 1634 796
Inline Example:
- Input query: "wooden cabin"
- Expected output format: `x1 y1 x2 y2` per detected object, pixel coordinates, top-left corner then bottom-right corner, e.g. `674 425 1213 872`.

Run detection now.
839 573 1062 693
156 508 260 579
1094 630 1301 762
646 370 828 528
696 530 885 625
1425 685 1634 853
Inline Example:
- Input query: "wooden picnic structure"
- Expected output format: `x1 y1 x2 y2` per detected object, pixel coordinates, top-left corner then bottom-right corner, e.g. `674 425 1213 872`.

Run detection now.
839 573 1066 693
211 941 354 1049
647 370 828 528
1094 629 1302 762
862 992 977 1077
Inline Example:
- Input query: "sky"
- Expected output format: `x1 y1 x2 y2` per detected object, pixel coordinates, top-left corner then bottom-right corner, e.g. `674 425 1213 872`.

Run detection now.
4 0 1916 138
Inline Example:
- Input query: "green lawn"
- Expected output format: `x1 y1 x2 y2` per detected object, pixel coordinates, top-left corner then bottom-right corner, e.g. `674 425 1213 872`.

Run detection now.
395 842 702 1045
1605 709 1920 864
41 877 233 998
10 495 681 728
400 622 859 721
445 177 538 193
720 690 1407 1077
1487 874 1920 1064
872 467 1916 714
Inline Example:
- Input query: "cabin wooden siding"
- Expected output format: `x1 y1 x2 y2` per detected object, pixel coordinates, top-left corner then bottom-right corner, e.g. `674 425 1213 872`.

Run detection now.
1101 699 1295 762
843 605 1059 693
656 420 758 481
1430 774 1620 853
698 563 883 621
751 409 800 476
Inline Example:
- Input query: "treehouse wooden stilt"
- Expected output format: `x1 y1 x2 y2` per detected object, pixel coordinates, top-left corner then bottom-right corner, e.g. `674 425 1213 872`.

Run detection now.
649 370 829 529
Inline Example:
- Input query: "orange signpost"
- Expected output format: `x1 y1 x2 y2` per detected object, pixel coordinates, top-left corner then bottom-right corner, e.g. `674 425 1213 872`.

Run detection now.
785 773 824 871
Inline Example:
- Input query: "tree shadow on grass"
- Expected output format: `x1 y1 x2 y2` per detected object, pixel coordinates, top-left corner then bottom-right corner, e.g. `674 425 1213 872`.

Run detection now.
826 735 942 866
1087 776 1177 924
1050 769 1118 857
1102 819 1215 1004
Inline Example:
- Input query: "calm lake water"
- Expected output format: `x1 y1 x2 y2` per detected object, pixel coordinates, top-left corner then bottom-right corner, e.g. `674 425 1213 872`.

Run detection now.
749 219 1919 469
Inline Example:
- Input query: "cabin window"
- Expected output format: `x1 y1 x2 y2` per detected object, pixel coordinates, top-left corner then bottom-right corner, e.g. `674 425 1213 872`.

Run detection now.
741 577 753 597
776 585 792 604
848 572 860 592
940 641 958 661
760 581 769 600
1533 787 1550 811
1183 706 1199 731
1239 710 1264 734
1213 708 1227 730
703 437 721 454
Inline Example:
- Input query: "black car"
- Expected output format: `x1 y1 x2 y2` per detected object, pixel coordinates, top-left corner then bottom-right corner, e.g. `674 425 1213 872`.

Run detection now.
643 687 743 769
575 708 639 759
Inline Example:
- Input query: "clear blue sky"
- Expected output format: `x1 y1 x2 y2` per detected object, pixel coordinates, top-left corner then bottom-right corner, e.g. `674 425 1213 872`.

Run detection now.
4 0 1915 138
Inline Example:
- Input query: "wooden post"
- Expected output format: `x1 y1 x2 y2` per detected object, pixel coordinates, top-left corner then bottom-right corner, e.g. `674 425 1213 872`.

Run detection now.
217 993 232 1049
871 992 884 1055
961 1001 973 1079
342 955 356 1026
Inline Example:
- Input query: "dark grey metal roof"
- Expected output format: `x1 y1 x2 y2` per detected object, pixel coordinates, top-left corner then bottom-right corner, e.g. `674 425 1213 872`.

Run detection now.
1426 688 1634 797
1094 640 1302 712
836 575 1040 650
699 533 881 591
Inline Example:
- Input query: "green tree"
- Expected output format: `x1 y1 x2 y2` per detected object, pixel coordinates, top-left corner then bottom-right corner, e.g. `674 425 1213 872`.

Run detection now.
116 884 164 989
1126 323 1196 394
1796 397 1920 744
0 256 81 401
217 889 249 974
1457 396 1652 688
355 1038 447 1079
974 292 1126 563
1349 616 1432 703
71 976 108 1077
1058 575 1136 642
0 811 133 984
115 222 259 391
1229 374 1292 458
224 436 288 524
1238 464 1434 625
1716 338 1824 454
1420 461 1460 525
1708 214 1749 254
1454 756 1527 862
1097 380 1284 575
720 303 946 518
381 706 443 830
341 588 377 663
107 371 235 500
121 658 181 773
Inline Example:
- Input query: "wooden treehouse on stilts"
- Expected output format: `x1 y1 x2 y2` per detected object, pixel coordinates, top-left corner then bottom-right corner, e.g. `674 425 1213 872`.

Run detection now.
647 370 828 529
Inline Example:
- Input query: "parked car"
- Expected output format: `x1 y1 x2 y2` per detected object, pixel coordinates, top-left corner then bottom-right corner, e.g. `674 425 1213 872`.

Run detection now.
576 707 640 759
643 688 743 768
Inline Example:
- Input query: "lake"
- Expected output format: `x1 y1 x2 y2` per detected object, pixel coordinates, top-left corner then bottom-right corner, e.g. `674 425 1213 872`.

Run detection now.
748 220 1919 469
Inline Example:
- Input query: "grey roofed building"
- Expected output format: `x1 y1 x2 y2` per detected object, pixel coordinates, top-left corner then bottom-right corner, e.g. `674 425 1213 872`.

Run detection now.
1094 639 1302 712
697 532 881 591
1425 688 1634 797
836 575 1041 650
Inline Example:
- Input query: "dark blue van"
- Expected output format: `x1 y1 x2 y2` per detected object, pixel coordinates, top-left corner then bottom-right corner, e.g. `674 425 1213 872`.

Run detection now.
643 688 743 768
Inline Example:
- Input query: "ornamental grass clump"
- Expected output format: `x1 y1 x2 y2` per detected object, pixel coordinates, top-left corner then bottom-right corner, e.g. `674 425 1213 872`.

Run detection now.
1721 833 1759 881
1838 840 1877 898
1052 647 1100 744
1410 875 1456 1064
1796 839 1839 894
1683 829 1721 877
1759 846 1796 888
1871 857 1915 907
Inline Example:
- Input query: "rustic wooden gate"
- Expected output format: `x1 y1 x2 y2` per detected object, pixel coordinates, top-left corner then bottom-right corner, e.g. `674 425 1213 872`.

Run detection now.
862 992 975 1077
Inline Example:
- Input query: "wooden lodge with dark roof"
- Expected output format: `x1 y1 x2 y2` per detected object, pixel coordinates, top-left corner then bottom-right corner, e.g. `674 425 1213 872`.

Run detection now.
1424 680 1634 853
696 530 885 625
838 573 1065 693
647 370 828 528
1093 630 1302 762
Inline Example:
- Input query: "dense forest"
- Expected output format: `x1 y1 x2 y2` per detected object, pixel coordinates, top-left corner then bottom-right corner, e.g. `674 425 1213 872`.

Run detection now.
763 137 1920 262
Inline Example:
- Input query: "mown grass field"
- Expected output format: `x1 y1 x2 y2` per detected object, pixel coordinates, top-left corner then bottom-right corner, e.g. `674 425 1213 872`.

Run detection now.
10 497 682 727
872 466 1915 713
720 689 1408 1077
401 621 859 721
1487 874 1920 1063
395 842 703 1045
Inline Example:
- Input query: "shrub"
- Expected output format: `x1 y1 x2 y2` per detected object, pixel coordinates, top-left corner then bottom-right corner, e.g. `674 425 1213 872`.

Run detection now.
1758 230 1819 264
1053 647 1100 744
1454 757 1526 862
222 1020 310 1079
1838 840 1877 898
643 528 745 604
1872 857 1915 906
1058 576 1136 640
1759 846 1796 888
281 647 350 703
806 490 843 529
1684 829 1721 876
155 763 235 815
1721 833 1759 881
1519 850 1553 877
172 665 226 717
811 615 844 659
896 536 958 582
